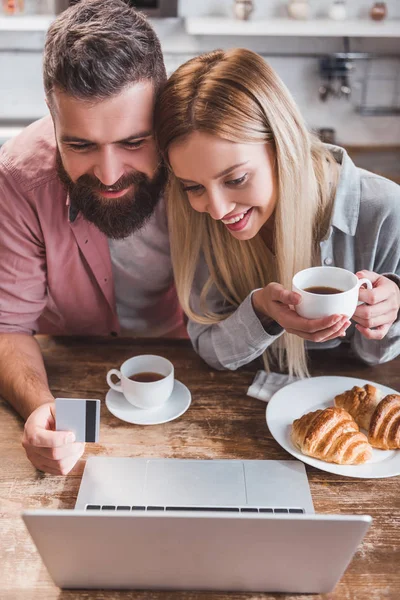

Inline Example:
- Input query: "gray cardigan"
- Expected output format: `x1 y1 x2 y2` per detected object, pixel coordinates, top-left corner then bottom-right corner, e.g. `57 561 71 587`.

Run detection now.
187 146 400 369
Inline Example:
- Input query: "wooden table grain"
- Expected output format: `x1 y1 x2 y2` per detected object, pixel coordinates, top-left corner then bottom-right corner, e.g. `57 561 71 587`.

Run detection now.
1 336 400 600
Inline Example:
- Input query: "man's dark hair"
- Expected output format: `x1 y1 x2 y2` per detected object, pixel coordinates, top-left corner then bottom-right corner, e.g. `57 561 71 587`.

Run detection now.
43 0 166 102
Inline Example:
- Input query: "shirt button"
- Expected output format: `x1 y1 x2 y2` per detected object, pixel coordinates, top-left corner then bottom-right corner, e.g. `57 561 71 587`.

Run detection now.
324 257 333 265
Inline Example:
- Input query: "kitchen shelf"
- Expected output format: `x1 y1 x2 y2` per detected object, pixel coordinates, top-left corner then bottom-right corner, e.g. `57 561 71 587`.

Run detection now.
185 17 400 38
1 15 398 37
0 15 54 32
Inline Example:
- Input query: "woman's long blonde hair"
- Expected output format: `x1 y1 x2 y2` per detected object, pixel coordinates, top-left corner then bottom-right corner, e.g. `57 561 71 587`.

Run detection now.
155 48 338 377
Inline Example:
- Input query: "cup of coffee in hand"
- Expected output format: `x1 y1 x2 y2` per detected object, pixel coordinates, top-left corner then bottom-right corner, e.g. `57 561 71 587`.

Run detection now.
292 266 373 319
106 355 174 409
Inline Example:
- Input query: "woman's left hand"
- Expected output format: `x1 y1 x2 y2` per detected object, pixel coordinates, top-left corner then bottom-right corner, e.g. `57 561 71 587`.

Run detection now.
352 270 400 340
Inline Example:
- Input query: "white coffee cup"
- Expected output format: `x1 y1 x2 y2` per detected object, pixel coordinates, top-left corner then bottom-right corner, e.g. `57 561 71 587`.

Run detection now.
292 266 373 319
106 355 174 409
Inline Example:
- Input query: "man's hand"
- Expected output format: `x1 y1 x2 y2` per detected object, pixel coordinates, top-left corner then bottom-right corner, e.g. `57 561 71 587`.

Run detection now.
353 271 400 340
252 283 351 342
22 402 85 475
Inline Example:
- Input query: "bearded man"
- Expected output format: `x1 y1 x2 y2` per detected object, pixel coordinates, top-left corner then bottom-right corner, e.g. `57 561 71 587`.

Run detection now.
0 0 184 475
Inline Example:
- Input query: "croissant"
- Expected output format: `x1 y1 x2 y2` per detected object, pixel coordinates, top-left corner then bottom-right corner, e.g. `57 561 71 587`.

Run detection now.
335 385 400 450
291 407 372 465
333 385 383 430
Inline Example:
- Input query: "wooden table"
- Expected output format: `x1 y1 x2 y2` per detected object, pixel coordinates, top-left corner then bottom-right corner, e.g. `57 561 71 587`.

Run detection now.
1 336 400 600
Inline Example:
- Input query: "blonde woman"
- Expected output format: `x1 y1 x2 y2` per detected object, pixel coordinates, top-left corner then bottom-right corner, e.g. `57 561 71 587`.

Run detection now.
154 48 400 377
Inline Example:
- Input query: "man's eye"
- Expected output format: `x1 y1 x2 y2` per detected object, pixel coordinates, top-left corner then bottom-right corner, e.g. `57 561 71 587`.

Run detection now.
68 143 93 151
182 184 203 193
123 140 145 149
226 173 248 186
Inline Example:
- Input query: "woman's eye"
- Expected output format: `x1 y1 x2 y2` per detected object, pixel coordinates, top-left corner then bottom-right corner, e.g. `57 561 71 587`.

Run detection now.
182 184 203 194
226 173 248 186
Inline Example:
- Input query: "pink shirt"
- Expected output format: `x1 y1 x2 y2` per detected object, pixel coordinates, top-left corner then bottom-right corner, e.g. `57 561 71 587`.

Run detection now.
0 117 182 336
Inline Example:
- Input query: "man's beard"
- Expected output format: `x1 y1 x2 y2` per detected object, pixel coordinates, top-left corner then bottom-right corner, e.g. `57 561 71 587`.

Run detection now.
56 151 167 239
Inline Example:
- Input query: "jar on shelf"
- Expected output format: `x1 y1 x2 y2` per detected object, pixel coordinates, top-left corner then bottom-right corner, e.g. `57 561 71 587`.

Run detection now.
370 2 387 21
328 0 347 21
287 0 311 20
2 0 24 14
233 0 253 21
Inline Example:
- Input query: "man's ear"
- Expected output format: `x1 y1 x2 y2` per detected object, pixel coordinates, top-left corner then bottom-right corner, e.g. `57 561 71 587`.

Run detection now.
45 96 52 116
45 94 57 118
45 96 58 134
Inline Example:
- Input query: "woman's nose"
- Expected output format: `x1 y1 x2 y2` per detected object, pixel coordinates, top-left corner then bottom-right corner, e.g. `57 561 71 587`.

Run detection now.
206 191 233 221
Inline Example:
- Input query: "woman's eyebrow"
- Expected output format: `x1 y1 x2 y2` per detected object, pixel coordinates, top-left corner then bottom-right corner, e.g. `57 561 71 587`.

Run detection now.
214 161 249 179
178 161 249 184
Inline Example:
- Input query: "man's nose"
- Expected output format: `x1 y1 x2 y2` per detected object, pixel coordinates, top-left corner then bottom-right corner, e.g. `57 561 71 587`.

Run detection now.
93 148 125 186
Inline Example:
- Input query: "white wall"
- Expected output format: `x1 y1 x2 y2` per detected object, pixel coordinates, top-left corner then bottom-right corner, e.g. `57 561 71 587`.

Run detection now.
0 0 399 145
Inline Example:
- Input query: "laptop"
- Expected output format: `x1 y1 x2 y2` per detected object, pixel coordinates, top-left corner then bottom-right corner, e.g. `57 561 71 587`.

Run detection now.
22 457 371 593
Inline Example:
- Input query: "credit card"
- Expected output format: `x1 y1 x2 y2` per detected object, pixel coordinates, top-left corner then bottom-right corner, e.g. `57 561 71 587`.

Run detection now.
55 398 100 443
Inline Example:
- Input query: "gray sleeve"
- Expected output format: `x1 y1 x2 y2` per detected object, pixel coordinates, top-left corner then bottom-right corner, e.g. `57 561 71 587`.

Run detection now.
187 259 283 371
350 176 400 364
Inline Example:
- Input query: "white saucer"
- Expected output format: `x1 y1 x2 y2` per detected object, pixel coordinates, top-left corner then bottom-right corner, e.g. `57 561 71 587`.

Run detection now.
105 379 191 425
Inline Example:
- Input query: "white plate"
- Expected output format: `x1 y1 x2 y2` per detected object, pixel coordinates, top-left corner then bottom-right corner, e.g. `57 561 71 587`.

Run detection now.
105 379 191 425
266 376 400 479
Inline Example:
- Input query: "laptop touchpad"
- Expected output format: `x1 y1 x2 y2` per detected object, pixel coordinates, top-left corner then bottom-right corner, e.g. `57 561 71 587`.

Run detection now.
144 459 246 506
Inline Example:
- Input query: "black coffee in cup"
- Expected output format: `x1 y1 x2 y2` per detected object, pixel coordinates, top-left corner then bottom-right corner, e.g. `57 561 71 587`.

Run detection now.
128 372 165 383
304 286 344 295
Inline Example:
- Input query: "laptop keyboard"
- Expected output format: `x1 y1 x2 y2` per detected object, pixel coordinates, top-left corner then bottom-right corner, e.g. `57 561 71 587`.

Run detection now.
85 505 305 514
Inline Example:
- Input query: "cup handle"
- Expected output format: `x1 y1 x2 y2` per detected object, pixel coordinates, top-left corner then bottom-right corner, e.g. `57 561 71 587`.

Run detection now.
356 277 373 306
106 369 123 392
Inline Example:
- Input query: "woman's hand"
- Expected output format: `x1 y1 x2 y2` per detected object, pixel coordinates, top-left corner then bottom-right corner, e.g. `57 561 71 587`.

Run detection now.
353 270 400 340
252 283 351 342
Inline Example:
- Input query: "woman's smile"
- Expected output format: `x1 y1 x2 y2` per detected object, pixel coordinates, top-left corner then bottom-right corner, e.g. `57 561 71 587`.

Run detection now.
222 207 254 231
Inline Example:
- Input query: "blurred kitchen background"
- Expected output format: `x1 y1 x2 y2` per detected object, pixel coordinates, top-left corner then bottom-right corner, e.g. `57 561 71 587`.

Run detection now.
0 0 399 182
